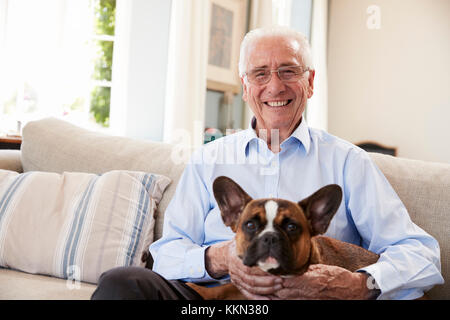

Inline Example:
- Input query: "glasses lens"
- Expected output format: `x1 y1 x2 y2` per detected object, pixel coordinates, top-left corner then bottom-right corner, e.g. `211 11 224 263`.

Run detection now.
248 69 270 85
279 66 302 81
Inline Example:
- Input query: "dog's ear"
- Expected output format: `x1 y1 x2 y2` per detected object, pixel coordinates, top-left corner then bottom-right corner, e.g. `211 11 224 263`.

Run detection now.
298 184 342 236
213 176 253 232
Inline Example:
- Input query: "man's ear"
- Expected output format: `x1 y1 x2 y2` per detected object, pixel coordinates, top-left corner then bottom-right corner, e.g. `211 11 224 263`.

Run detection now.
241 76 248 102
307 69 315 99
298 184 342 236
213 176 252 232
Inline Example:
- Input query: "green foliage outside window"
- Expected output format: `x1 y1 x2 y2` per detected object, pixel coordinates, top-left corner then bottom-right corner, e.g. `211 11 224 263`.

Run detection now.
94 0 115 36
90 86 111 125
90 0 115 127
92 40 113 82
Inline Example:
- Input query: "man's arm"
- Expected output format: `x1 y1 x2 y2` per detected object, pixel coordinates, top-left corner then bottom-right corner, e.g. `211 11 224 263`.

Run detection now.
204 241 229 279
150 150 217 282
343 149 444 299
272 264 379 300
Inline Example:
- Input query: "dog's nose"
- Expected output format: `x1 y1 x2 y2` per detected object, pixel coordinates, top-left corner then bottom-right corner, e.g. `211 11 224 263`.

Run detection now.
260 232 279 246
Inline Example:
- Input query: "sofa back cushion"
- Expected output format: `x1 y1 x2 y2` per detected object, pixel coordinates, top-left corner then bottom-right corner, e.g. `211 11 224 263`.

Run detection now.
369 152 450 299
0 169 170 284
21 117 186 240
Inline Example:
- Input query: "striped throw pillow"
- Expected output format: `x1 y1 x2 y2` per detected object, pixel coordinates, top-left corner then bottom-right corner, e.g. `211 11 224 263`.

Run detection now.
0 169 170 284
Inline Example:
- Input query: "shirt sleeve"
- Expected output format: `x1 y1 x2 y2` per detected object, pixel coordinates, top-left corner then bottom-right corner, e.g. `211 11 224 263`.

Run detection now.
149 149 218 283
343 149 444 299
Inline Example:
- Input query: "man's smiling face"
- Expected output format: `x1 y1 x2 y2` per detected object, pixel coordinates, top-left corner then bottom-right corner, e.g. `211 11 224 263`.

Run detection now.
241 36 315 136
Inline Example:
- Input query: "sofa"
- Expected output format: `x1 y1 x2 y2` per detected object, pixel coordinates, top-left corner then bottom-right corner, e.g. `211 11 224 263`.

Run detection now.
0 117 448 299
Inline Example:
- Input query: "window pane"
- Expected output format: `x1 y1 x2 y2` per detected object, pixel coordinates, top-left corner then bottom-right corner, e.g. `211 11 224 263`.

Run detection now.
93 0 116 36
92 40 114 81
90 86 110 127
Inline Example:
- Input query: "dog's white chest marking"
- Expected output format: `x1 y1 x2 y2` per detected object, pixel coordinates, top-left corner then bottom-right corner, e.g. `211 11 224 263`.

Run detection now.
260 200 278 236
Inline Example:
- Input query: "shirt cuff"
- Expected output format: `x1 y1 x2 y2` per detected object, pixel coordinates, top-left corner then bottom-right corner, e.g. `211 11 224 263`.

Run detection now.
357 260 423 300
358 261 395 299
183 245 222 283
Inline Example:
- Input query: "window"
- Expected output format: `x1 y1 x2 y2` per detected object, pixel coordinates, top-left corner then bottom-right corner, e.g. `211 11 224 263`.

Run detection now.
0 0 116 135
90 0 115 127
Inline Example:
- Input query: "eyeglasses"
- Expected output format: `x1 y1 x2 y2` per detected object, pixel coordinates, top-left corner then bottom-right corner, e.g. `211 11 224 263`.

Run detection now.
244 65 310 86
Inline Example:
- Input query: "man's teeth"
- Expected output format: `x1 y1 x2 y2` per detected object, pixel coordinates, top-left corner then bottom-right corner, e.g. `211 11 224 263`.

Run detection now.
266 100 289 107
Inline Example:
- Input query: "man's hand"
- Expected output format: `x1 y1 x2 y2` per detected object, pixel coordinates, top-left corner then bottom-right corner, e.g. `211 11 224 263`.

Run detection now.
205 240 282 299
270 264 378 300
206 244 379 300
227 242 283 299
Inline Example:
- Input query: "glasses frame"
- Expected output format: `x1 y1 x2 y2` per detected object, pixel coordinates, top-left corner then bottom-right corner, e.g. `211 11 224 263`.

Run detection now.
244 65 310 86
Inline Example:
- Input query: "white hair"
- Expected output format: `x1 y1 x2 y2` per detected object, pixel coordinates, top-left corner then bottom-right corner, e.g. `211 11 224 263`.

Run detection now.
238 26 313 78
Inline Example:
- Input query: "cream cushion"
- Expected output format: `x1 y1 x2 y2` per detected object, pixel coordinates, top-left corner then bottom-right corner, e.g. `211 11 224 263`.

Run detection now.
0 169 170 284
0 150 23 173
0 268 96 299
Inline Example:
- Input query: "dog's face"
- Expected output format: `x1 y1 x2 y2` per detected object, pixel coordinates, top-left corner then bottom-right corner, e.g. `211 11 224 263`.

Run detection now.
213 176 342 275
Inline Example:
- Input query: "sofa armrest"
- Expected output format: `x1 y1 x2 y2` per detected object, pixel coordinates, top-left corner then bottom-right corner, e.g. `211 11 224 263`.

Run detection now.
0 150 23 173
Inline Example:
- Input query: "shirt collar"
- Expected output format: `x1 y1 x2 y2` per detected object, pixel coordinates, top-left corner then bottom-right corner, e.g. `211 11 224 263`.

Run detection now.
241 116 311 157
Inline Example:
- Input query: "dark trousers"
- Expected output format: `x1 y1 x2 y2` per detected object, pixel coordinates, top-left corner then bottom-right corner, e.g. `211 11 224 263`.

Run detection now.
91 266 203 300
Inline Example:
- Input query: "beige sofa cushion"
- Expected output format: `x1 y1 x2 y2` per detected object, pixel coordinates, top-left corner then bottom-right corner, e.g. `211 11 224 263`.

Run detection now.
0 169 170 284
21 117 186 240
0 150 23 173
369 153 450 299
0 268 95 299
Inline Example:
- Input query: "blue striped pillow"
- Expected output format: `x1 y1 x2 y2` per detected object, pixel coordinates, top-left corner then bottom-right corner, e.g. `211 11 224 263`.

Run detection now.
0 169 171 284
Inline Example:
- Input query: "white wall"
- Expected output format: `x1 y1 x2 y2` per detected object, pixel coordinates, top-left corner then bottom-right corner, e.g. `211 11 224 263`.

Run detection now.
0 0 6 45
327 0 450 163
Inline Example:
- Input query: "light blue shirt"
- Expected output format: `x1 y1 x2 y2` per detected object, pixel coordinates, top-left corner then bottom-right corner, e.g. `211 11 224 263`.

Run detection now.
150 119 444 300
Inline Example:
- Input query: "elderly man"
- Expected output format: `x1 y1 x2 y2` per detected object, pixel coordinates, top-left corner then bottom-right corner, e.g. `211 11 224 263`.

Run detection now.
92 26 443 300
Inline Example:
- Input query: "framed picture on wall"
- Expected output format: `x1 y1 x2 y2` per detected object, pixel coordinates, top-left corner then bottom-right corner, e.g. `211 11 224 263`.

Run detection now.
206 0 247 94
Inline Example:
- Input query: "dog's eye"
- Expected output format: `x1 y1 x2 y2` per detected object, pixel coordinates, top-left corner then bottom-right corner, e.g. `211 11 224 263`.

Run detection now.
286 223 298 232
245 221 257 231
281 218 301 237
